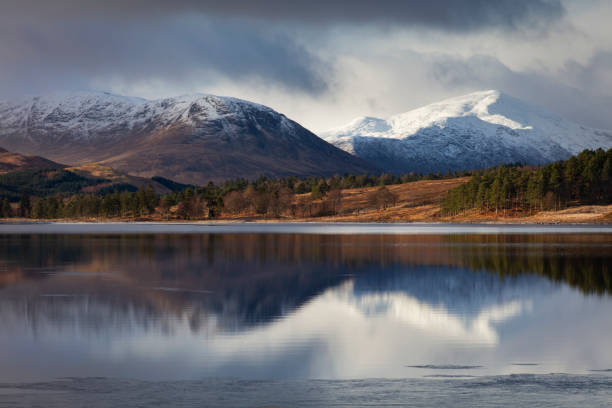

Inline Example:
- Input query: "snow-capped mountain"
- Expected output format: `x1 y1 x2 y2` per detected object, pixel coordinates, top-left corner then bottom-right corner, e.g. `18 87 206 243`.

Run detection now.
321 90 612 174
0 92 374 183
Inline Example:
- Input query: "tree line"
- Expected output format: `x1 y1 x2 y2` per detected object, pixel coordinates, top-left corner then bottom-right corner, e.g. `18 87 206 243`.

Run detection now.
217 170 465 198
1 170 416 219
441 148 612 216
3 149 610 220
3 187 159 219
445 234 612 296
160 180 398 219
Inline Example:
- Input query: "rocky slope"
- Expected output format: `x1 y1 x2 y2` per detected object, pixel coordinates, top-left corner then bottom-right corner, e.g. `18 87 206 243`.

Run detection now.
0 92 375 184
321 90 612 174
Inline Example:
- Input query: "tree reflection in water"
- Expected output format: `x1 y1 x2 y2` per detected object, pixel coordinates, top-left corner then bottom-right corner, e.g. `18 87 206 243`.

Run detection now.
0 233 610 335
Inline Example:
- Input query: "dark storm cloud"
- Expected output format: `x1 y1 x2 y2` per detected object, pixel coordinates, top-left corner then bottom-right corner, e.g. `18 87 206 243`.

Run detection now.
0 17 329 96
0 0 566 97
4 0 565 31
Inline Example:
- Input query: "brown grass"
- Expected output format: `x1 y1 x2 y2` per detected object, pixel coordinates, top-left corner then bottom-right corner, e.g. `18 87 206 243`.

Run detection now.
4 176 611 224
311 178 470 222
217 177 612 224
215 178 468 222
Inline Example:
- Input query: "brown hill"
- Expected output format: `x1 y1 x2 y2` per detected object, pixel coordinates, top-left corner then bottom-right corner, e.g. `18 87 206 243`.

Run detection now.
68 163 174 194
0 146 65 174
0 147 177 196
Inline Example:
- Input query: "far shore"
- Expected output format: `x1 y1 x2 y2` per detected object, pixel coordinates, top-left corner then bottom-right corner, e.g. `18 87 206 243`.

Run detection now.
2 204 612 226
3 177 611 226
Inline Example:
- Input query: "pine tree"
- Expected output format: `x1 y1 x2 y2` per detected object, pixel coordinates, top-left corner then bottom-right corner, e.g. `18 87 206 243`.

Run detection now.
549 163 563 210
18 193 31 218
0 198 12 218
602 155 612 202
144 185 158 213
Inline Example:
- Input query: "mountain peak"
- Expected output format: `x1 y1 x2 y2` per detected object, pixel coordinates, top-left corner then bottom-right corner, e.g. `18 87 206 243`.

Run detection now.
388 90 544 135
432 89 503 108
14 90 147 106
321 91 612 174
0 91 282 142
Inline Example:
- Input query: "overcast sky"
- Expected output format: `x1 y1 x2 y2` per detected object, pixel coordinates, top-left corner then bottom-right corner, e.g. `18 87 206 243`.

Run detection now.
1 0 611 132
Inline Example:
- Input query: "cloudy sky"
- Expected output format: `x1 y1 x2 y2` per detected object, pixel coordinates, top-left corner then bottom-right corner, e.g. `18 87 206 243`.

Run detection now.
1 0 611 132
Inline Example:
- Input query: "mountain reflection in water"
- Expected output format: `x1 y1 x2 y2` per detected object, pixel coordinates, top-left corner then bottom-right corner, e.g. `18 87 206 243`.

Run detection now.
0 232 610 381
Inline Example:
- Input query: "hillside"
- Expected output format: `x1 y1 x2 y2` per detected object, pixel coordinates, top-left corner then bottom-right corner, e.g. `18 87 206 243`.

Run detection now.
0 147 65 173
0 92 376 184
304 178 469 222
67 163 179 194
0 148 186 201
321 90 612 174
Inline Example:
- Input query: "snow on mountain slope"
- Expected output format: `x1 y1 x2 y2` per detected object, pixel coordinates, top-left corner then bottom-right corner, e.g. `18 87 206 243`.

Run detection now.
321 90 612 174
0 92 375 183
0 91 294 141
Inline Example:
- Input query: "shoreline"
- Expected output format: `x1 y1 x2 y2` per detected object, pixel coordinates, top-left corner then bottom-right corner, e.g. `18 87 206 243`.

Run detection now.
2 204 611 226
1 221 612 235
1 219 611 225
1 218 611 226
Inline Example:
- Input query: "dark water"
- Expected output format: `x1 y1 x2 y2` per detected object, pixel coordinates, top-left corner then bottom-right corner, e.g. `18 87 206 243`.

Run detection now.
0 223 611 406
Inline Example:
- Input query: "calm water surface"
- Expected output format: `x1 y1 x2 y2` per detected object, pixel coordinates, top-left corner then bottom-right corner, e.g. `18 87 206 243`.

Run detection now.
0 223 611 406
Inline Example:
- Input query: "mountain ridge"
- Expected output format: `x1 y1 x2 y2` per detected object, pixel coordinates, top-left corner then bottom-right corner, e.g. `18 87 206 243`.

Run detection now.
321 90 612 174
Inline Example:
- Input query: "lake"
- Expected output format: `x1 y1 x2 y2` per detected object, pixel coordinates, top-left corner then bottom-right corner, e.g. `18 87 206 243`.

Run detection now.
0 223 611 407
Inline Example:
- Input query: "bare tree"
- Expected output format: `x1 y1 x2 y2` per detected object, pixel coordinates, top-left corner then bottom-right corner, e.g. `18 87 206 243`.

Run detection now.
223 191 249 214
367 186 398 210
325 188 343 215
296 195 313 217
177 195 207 219
268 187 294 217
243 185 258 214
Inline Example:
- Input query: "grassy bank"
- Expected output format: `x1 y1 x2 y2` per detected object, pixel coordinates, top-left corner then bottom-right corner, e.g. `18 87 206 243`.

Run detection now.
3 177 611 224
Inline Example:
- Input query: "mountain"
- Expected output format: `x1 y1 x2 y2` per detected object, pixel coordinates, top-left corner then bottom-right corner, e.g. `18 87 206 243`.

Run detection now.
0 92 375 184
320 90 612 174
0 146 65 174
